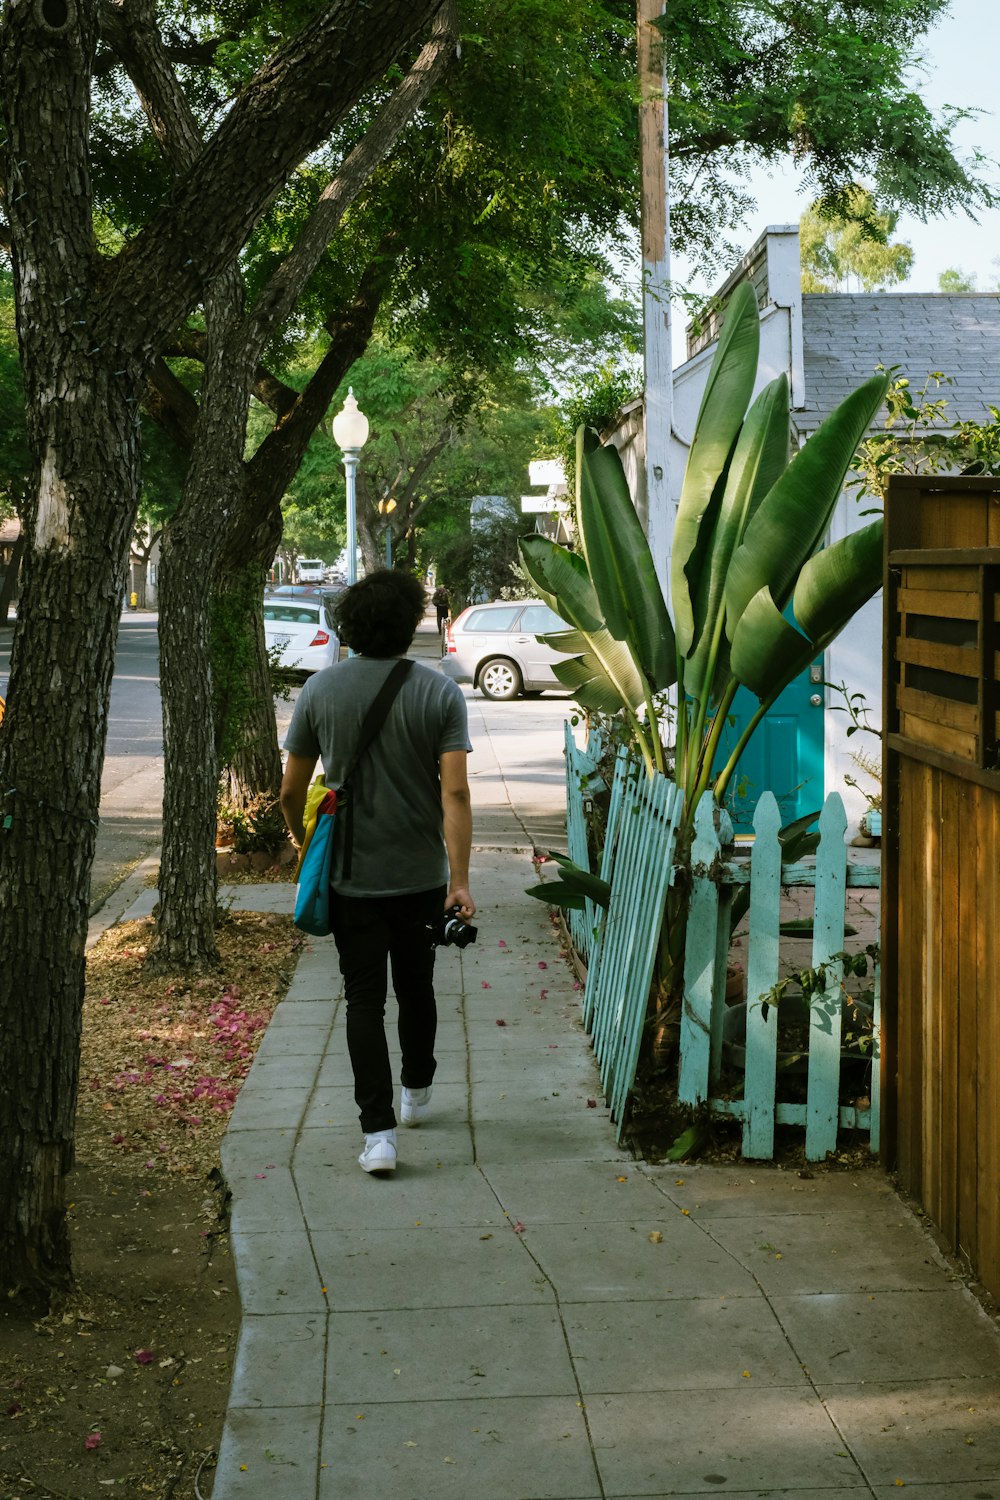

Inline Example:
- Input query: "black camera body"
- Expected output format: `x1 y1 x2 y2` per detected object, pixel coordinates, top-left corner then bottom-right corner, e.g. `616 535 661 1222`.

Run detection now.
428 904 478 949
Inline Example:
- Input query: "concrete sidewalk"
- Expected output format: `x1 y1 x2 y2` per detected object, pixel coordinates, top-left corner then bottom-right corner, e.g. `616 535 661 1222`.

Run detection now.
200 935 1000 1487
202 849 1000 1499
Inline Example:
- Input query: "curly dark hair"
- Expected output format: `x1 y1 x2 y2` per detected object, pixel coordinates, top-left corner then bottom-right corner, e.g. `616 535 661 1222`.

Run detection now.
332 569 426 657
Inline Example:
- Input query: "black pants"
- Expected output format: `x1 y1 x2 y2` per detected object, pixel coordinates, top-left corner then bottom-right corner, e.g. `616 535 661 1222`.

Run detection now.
329 885 444 1133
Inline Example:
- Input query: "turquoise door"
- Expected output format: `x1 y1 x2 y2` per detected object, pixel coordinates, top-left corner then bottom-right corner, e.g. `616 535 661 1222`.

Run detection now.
711 663 824 831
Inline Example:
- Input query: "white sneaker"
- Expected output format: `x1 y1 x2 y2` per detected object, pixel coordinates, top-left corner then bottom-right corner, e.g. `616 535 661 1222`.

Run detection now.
358 1129 397 1174
400 1086 433 1127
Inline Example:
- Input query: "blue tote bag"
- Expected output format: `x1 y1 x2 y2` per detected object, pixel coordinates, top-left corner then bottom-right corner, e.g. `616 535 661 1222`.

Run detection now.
294 788 338 936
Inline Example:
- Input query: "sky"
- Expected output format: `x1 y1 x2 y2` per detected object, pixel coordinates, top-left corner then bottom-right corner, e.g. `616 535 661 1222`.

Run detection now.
667 0 1000 356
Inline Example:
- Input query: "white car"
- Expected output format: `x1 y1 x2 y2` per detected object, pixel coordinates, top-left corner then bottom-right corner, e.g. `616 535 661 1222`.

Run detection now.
441 598 572 700
297 558 327 584
264 597 340 676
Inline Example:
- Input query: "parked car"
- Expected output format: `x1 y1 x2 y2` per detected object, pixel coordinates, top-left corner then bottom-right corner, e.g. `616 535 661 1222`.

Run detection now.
297 558 327 584
441 598 572 700
263 597 340 676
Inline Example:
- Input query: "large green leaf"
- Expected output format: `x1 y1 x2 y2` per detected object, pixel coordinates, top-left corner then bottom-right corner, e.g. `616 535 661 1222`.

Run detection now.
577 431 676 690
671 280 760 656
729 587 812 700
684 373 789 702
724 372 889 639
792 520 884 643
518 534 602 633
539 627 591 654
520 534 651 713
524 881 588 911
730 520 884 700
551 631 647 714
572 424 602 574
541 850 612 906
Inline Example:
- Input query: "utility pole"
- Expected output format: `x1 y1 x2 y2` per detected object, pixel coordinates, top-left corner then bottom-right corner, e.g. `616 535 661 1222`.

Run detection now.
638 0 672 603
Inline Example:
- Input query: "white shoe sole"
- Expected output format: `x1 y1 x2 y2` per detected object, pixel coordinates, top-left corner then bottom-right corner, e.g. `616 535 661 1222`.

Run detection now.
359 1153 396 1173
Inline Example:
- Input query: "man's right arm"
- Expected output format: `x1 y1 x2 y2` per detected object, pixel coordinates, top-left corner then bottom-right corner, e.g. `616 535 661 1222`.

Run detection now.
440 748 475 920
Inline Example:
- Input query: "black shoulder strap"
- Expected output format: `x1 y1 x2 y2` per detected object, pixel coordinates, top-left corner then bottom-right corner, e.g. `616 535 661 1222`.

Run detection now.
340 657 414 879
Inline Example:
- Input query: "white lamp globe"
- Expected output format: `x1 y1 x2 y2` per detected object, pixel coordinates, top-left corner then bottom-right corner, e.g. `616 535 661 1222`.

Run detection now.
332 388 369 451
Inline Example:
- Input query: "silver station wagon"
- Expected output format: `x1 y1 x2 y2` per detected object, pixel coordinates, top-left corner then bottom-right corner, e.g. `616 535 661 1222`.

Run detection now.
441 598 572 700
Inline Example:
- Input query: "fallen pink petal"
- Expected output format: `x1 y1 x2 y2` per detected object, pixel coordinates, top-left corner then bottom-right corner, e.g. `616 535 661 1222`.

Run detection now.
495 1018 507 1027
481 981 491 989
586 1098 597 1109
133 1349 155 1365
539 988 548 1000
512 1220 526 1234
84 1432 102 1450
498 940 507 947
537 961 547 970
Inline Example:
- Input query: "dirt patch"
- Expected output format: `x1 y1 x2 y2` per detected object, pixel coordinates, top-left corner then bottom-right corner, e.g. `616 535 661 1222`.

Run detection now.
0 910 303 1499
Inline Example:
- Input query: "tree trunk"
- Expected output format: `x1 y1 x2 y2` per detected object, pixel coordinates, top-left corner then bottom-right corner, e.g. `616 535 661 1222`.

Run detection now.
0 0 137 1305
215 564 283 809
0 394 141 1301
357 485 384 576
154 273 252 969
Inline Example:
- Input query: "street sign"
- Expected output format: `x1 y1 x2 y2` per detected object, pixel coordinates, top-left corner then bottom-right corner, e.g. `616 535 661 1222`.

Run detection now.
528 459 565 486
521 495 569 513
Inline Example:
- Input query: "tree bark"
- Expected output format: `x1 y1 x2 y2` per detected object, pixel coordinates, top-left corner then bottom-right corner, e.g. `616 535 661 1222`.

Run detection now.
215 568 283 809
0 0 136 1306
154 269 252 968
0 0 446 1303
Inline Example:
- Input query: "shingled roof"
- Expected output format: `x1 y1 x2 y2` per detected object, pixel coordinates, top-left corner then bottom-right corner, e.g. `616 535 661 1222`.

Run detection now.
799 292 1000 433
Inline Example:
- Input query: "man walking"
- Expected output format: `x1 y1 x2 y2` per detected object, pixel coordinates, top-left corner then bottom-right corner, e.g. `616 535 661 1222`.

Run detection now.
280 569 475 1175
432 582 450 632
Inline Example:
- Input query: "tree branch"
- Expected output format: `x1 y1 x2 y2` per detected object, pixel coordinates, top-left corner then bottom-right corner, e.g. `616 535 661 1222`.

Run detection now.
94 0 445 360
143 357 199 452
240 0 458 364
101 0 203 172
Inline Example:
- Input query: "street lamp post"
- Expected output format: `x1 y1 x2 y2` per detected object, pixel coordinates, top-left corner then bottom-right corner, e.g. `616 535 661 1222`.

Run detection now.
332 388 370 587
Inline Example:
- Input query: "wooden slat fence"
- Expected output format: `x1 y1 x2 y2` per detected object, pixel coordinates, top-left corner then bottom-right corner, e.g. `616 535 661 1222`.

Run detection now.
582 753 684 1136
883 476 1000 1300
677 789 881 1161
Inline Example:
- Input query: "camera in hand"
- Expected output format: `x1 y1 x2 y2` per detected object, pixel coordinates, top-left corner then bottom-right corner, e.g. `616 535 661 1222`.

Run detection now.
428 904 478 949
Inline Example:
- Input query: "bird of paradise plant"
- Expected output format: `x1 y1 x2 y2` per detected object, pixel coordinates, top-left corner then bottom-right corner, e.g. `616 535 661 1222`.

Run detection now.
520 278 888 1018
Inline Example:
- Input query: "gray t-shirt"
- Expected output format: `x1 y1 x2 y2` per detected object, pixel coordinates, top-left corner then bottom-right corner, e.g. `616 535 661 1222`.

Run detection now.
283 656 471 897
